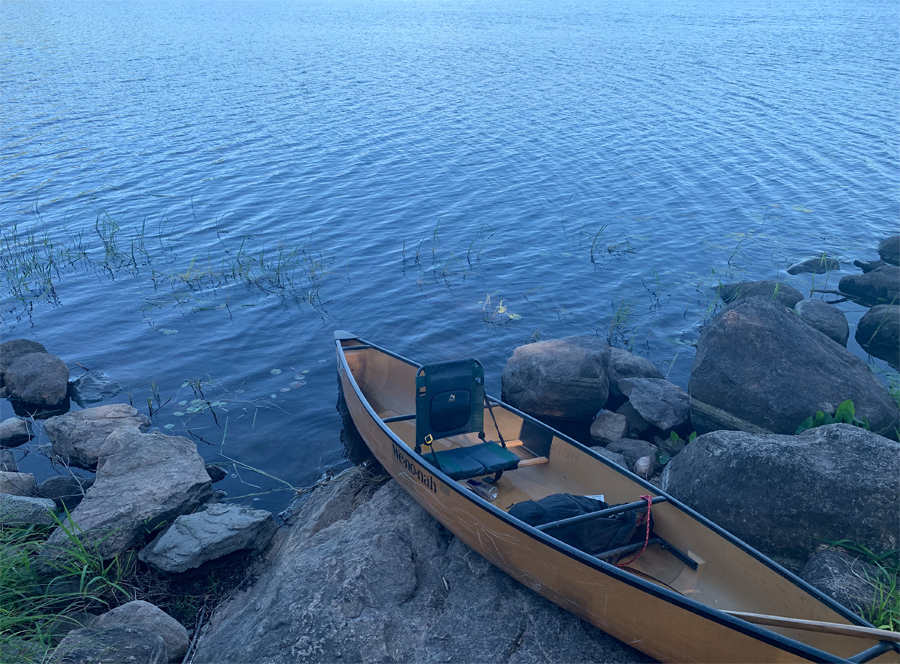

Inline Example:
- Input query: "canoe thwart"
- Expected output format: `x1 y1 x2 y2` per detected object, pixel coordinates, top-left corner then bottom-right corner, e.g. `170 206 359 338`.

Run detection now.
343 344 374 351
597 537 699 571
383 413 416 423
724 611 900 643
536 496 669 532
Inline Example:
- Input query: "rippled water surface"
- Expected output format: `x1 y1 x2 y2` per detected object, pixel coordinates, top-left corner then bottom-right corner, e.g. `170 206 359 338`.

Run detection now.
2 0 898 510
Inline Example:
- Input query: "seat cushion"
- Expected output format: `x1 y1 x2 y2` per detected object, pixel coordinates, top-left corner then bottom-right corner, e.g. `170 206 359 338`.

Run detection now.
425 448 485 480
463 442 520 474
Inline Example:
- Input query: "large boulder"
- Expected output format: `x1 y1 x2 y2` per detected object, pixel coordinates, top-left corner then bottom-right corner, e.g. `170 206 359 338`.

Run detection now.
718 280 804 309
787 256 841 275
5 352 69 408
51 626 167 664
0 418 33 448
793 299 849 347
838 266 900 305
689 298 898 437
800 548 880 615
618 378 690 433
0 494 58 526
91 601 189 663
501 336 611 420
856 305 899 370
878 235 900 266
139 503 277 574
45 404 151 470
607 348 664 401
0 338 47 395
192 468 651 664
40 427 212 567
659 425 900 568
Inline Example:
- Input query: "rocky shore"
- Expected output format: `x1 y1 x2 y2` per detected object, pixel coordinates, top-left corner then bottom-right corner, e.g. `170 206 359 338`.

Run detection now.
1 236 898 663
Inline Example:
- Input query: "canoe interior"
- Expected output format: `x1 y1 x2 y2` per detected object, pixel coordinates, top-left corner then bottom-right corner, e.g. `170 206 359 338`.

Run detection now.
339 339 898 663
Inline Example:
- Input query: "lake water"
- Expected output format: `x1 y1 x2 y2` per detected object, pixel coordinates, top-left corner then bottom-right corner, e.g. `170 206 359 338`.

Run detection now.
2 0 898 511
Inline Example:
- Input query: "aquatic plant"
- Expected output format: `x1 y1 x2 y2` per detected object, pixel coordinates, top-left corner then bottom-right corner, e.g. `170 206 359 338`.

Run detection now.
794 399 870 435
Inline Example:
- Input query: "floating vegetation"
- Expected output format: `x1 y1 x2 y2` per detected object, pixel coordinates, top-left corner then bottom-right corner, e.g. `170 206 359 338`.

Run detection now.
480 291 522 325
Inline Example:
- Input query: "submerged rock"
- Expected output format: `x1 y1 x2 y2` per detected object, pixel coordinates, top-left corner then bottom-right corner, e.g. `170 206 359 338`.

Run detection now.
793 299 849 347
45 404 151 470
787 256 841 275
717 280 804 309
5 352 69 408
139 503 277 574
877 235 900 266
856 305 900 370
660 425 900 568
501 335 611 420
91 601 188 663
0 418 33 448
69 370 124 407
854 259 887 274
193 468 651 664
838 266 900 305
39 476 95 511
689 298 898 437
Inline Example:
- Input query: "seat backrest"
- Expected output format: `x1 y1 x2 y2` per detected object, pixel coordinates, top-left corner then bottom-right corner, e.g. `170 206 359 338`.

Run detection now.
415 359 485 453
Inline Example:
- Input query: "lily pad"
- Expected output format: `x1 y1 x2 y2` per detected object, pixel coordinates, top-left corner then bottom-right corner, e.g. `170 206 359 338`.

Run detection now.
164 424 175 429
173 411 185 417
159 328 179 335
270 369 282 375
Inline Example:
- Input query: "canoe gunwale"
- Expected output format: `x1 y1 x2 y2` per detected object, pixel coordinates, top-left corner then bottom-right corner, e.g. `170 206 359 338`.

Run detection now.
335 335 897 664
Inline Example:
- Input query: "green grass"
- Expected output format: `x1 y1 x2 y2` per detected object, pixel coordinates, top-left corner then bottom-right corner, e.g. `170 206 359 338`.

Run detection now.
822 540 899 632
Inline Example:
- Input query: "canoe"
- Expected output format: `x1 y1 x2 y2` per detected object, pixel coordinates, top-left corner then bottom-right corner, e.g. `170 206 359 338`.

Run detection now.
334 331 899 664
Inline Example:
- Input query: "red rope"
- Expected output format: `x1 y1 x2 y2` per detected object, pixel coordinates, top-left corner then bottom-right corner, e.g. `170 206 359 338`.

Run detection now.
615 495 654 568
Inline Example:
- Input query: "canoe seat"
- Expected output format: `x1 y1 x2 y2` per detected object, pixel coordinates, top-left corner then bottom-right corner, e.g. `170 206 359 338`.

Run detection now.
424 442 520 480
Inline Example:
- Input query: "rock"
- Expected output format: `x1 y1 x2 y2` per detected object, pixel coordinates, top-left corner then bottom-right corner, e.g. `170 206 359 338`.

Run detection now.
69 370 123 407
91 601 189 663
0 470 37 496
589 446 628 469
0 449 17 472
39 427 212 568
787 256 841 275
856 305 900 370
5 352 69 408
608 348 664 401
45 404 151 470
192 468 651 664
633 456 654 479
589 410 628 445
793 299 849 347
0 494 58 526
689 298 898 437
654 435 686 458
0 338 47 389
51 626 167 664
854 259 887 274
139 503 277 574
0 417 33 448
718 280 804 309
501 336 611 420
39 476 95 511
606 439 659 472
838 266 900 305
44 611 99 646
878 235 900 266
659 425 900 567
615 401 653 438
205 464 228 483
800 548 880 614
618 378 690 432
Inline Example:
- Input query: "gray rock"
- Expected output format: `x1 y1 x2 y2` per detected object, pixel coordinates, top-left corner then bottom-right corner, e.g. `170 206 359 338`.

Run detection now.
654 434 686 458
0 417 33 448
618 378 690 432
878 235 900 266
70 370 123 407
606 439 659 472
0 470 37 496
659 425 900 567
718 280 804 309
793 299 850 347
45 404 151 470
39 427 212 568
192 468 651 664
205 464 227 483
854 259 887 274
139 503 277 574
0 338 47 390
6 352 69 407
838 266 900 305
501 335 611 420
633 456 655 479
689 298 898 437
589 410 628 445
0 449 17 472
800 548 880 614
589 446 628 469
856 305 900 370
0 494 58 526
39 475 95 511
787 256 841 275
608 347 664 400
51 626 167 664
91 601 189 663
615 401 653 438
